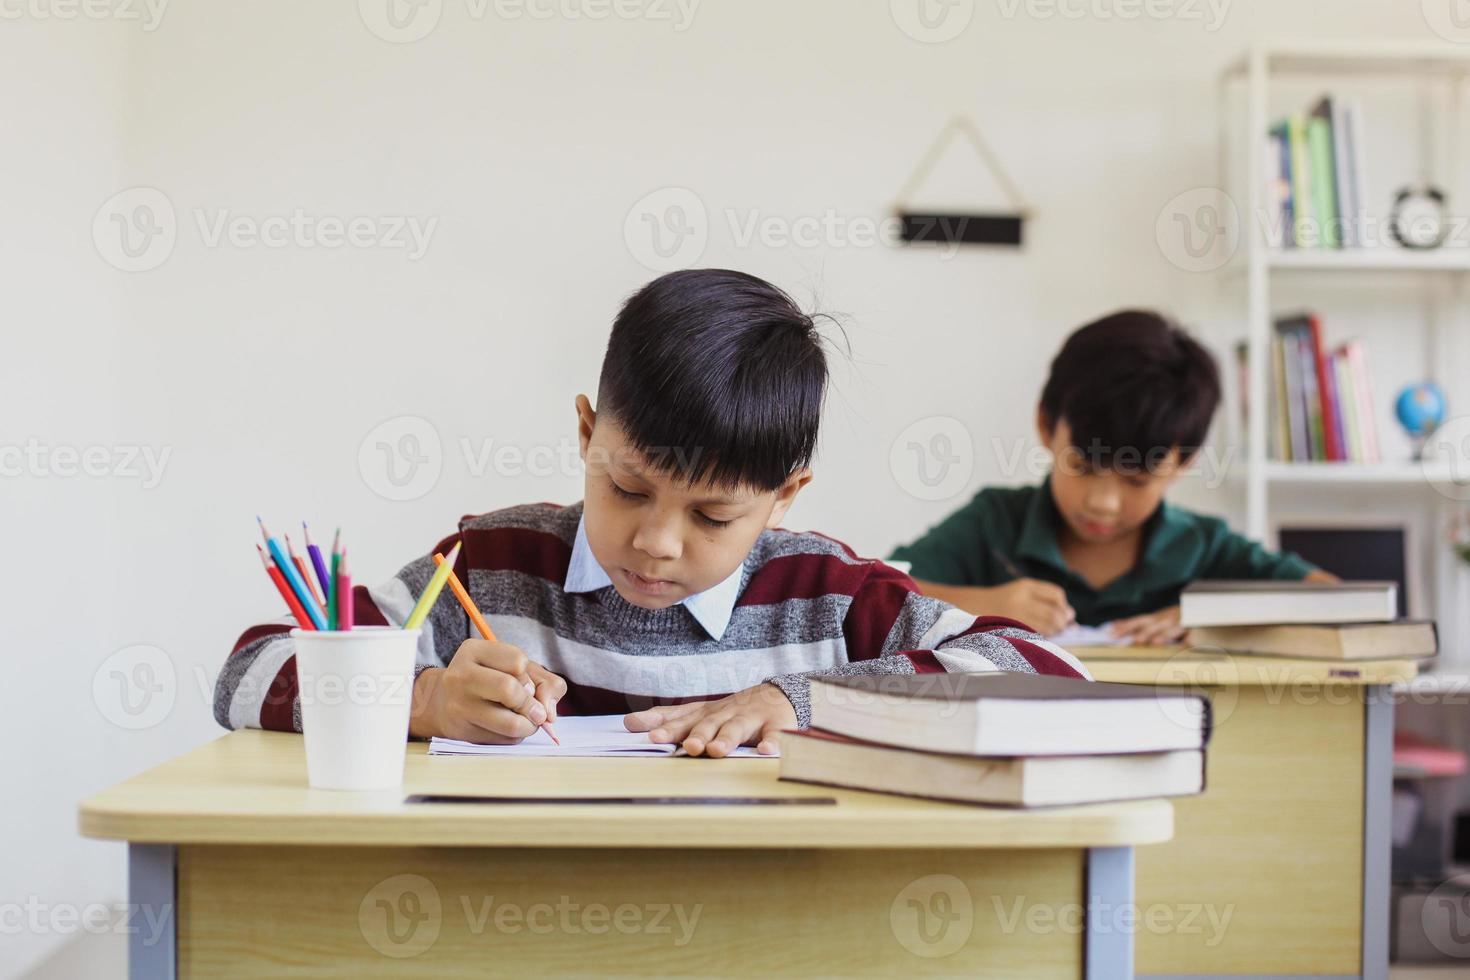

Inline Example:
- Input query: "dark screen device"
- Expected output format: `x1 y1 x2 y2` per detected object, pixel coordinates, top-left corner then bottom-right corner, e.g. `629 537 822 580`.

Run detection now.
1277 525 1409 618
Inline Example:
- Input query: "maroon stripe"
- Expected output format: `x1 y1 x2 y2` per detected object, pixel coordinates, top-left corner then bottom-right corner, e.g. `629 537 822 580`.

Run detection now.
259 654 299 731
461 525 573 584
353 584 389 627
459 502 563 525
736 552 871 607
842 565 913 661
1003 636 1087 678
902 650 945 673
231 623 291 656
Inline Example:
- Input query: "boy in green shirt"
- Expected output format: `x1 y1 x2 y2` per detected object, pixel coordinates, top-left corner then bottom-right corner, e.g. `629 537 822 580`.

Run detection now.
890 310 1334 645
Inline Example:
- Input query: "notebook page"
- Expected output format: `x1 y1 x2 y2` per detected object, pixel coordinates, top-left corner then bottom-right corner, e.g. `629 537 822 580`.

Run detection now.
428 714 769 757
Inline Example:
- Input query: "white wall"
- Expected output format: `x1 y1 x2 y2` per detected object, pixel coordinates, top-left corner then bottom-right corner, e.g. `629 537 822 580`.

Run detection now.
6 1 1468 974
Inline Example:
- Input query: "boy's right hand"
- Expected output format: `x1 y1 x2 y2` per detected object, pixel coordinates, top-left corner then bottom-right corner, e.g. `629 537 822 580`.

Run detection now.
409 639 566 743
981 578 1076 636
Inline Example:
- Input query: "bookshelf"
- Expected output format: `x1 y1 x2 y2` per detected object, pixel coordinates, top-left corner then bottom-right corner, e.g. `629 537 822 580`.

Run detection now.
1218 42 1470 664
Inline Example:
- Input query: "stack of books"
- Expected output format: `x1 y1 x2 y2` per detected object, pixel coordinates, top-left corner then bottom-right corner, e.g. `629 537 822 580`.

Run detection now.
778 674 1211 808
1265 95 1368 250
1181 580 1438 660
1240 314 1381 464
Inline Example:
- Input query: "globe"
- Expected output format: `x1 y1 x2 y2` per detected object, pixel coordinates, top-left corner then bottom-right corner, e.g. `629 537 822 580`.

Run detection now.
1395 382 1447 438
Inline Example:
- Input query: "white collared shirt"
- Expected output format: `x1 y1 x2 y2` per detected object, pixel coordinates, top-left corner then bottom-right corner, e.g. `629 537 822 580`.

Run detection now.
562 516 744 641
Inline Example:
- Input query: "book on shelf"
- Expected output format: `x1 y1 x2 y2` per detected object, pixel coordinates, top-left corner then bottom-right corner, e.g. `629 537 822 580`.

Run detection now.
1266 94 1369 251
1263 313 1380 464
1307 100 1341 249
1189 620 1437 660
778 730 1206 808
1341 338 1381 463
1179 579 1399 628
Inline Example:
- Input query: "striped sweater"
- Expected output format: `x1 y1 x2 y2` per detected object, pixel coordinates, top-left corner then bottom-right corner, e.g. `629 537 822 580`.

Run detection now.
214 501 1090 733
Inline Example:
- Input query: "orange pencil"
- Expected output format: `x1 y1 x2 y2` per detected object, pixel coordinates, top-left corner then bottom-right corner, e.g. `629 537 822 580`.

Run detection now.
286 533 326 611
433 551 559 745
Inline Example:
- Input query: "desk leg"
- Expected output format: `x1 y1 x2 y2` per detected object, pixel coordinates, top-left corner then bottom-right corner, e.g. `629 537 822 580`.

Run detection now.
1086 845 1134 980
129 843 176 980
1362 685 1392 980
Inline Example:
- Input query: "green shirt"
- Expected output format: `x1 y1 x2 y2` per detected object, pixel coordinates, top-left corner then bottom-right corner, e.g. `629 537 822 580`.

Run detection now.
888 480 1316 626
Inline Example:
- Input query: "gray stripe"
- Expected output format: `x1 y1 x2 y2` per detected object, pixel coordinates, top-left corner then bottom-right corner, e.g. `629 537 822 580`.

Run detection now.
462 500 583 542
467 568 853 657
213 629 285 730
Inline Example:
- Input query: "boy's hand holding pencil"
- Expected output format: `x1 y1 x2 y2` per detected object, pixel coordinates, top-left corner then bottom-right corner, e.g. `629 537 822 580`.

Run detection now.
409 640 567 743
407 549 567 744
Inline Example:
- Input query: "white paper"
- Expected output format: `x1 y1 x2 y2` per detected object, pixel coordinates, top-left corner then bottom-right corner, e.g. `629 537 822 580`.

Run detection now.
1048 622 1129 647
428 714 770 757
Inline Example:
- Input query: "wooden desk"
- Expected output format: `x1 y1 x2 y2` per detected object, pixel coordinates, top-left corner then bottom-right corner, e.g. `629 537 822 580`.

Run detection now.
81 730 1173 979
1076 647 1420 980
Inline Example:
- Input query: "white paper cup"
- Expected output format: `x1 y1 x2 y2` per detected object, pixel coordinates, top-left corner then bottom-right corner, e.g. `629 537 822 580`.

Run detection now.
292 626 420 791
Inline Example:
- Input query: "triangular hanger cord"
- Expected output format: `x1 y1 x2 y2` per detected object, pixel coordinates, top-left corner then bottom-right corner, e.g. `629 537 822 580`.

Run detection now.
894 114 1031 216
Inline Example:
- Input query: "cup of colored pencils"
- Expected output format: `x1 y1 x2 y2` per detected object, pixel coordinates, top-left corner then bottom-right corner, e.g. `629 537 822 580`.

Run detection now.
254 517 421 790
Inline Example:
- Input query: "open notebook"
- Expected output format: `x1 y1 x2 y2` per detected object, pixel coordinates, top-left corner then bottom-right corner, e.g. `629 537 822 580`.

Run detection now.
428 714 771 758
1049 622 1129 648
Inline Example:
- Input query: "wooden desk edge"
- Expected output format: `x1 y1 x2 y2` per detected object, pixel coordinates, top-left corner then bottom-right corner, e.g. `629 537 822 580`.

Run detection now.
1076 648 1421 686
77 796 1175 850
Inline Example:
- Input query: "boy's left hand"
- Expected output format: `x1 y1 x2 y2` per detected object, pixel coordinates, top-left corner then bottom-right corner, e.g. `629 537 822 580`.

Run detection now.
1109 606 1187 646
624 683 796 758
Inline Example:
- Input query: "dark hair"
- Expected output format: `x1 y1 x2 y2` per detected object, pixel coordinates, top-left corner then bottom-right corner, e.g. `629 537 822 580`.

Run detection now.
596 269 829 491
1039 310 1220 464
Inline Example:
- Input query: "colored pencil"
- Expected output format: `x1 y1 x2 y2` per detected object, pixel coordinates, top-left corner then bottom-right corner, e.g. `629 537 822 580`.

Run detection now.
303 522 332 599
258 517 327 630
257 544 314 629
328 529 342 631
433 552 496 641
337 551 353 631
404 541 460 630
433 551 559 745
286 534 324 608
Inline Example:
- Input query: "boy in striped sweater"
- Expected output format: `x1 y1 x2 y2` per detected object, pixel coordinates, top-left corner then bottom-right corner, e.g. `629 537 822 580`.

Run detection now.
215 270 1088 756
